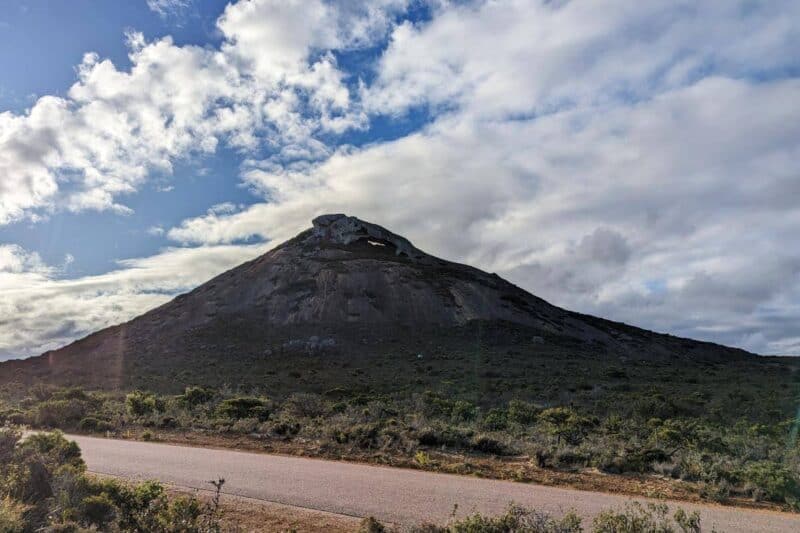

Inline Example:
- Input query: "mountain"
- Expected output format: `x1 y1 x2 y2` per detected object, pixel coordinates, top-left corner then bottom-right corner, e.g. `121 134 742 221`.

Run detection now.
0 214 752 393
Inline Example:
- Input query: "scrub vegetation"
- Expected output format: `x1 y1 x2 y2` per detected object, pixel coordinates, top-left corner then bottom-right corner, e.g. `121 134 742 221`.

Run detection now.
3 349 800 513
0 429 225 532
359 502 703 533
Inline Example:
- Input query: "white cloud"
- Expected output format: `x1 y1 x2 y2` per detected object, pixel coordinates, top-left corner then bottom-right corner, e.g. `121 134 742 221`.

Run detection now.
0 0 409 226
0 242 269 360
146 0 192 18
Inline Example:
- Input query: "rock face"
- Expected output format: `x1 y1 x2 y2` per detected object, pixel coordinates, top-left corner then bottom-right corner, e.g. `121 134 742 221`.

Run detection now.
311 214 425 259
0 213 753 390
152 212 569 328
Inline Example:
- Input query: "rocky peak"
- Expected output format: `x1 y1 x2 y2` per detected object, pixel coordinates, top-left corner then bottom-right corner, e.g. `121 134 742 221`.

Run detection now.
311 213 426 260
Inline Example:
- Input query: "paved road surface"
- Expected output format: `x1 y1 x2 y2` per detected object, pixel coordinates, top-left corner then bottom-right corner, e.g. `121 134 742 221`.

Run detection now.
67 434 800 532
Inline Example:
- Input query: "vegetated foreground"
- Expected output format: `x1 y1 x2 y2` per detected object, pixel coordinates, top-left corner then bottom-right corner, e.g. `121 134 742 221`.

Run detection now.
0 215 798 516
2 351 800 515
0 428 726 532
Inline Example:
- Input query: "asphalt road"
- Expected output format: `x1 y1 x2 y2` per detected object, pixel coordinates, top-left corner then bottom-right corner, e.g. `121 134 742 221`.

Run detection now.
68 434 800 532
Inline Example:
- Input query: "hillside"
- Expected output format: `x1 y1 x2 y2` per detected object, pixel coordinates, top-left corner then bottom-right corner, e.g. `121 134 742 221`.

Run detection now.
0 213 752 393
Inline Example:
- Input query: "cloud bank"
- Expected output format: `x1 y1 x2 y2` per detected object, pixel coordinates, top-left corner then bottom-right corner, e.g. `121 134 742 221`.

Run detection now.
1 0 799 358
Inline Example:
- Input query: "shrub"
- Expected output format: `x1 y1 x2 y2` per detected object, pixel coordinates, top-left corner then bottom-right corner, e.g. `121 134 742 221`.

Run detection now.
125 391 163 418
34 399 87 428
0 431 224 532
77 417 115 433
438 504 582 533
742 461 800 504
230 418 260 434
450 400 478 423
0 497 26 533
158 417 179 429
51 388 90 402
79 494 116 528
470 435 508 456
216 397 271 421
482 408 508 431
282 393 325 418
358 516 387 533
180 387 214 408
592 502 700 533
417 425 473 449
507 400 539 426
270 420 301 437
1 409 26 426
331 423 381 449
538 407 595 445
419 392 473 421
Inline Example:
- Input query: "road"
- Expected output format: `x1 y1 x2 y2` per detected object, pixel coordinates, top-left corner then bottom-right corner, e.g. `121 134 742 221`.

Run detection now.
67 434 800 532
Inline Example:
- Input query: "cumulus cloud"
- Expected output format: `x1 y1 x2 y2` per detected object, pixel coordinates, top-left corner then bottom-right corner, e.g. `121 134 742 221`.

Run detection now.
0 0 407 225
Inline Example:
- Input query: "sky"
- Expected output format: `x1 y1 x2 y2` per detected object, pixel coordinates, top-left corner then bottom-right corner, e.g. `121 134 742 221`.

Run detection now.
0 0 799 360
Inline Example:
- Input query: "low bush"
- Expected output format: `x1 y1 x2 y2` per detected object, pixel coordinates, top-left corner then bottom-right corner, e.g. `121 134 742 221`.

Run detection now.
216 397 271 421
180 386 215 408
470 435 509 456
126 391 164 417
0 429 225 532
742 461 800 505
592 502 700 533
34 399 87 427
78 417 115 433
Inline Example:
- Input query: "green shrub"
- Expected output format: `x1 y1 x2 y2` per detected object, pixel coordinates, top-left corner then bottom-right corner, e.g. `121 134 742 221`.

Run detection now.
470 435 508 456
0 409 25 426
417 425 473 449
330 424 381 449
216 397 271 421
450 400 478 423
538 407 596 445
507 400 539 426
0 431 224 532
77 417 114 433
482 408 508 431
34 399 87 428
270 420 301 437
79 494 116 528
742 461 800 504
179 387 214 408
125 391 163 417
158 417 179 429
592 502 700 533
282 393 324 418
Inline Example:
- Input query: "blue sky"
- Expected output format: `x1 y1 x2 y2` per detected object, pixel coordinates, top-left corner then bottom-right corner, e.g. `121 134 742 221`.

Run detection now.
1 0 799 359
0 0 434 277
0 0 233 274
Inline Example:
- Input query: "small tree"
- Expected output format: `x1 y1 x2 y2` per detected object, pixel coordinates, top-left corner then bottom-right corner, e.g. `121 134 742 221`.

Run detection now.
538 407 595 445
